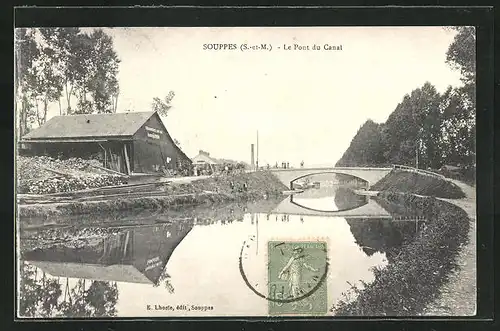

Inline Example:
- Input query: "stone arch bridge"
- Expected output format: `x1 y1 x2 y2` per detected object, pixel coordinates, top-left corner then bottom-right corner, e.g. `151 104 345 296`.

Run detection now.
269 167 393 189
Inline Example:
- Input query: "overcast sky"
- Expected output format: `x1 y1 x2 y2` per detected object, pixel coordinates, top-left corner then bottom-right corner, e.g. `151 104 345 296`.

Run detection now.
44 27 463 167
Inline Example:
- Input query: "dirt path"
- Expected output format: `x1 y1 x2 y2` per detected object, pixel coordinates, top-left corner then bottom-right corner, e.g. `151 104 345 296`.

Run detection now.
421 179 476 316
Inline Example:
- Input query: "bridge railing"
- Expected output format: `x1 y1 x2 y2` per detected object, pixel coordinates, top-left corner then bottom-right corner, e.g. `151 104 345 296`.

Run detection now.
392 164 447 180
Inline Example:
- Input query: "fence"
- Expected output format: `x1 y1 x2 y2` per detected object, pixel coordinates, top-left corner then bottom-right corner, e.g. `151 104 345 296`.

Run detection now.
392 164 447 180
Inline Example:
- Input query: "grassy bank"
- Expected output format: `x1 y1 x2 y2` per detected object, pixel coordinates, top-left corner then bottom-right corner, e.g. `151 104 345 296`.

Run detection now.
331 192 470 316
371 169 465 198
18 171 288 218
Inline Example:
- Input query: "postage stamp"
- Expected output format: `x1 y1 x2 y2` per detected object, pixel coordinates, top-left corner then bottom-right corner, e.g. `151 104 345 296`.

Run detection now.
267 241 328 315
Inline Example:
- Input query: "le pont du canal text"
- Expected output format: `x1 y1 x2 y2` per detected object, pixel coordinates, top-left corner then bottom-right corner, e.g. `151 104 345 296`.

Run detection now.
202 43 343 52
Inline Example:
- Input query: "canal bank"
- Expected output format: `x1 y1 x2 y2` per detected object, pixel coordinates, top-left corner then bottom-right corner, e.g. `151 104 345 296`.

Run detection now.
421 180 476 316
371 168 465 199
331 185 473 316
18 171 288 218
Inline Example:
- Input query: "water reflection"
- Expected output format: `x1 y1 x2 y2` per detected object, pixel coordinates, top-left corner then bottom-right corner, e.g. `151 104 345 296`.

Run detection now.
347 217 427 263
19 261 119 317
291 185 368 212
18 187 427 317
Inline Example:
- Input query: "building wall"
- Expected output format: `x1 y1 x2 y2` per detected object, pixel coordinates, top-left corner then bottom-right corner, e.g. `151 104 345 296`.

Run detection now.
132 114 191 174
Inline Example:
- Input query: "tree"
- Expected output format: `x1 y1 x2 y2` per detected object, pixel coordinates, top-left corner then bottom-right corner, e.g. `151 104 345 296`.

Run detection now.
336 120 385 167
15 28 39 138
18 261 119 318
30 29 65 126
336 28 476 172
15 27 122 123
86 29 121 113
446 27 476 87
444 26 476 168
85 281 119 316
41 27 84 115
152 91 175 117
439 87 475 166
18 262 62 317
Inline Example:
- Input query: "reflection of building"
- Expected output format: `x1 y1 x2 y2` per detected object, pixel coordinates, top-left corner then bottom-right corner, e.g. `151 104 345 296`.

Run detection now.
19 111 192 175
22 222 193 284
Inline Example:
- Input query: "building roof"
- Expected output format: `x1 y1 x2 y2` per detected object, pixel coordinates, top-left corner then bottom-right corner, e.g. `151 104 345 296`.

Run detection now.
192 150 220 165
22 111 156 140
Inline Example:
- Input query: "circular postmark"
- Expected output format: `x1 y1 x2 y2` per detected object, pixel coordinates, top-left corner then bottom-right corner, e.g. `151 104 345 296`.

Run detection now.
239 236 329 304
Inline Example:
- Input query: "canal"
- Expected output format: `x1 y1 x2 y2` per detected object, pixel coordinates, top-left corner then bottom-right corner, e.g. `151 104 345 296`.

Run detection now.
17 177 428 317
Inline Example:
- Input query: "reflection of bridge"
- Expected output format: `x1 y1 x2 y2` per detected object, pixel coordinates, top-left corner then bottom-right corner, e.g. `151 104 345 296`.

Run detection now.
271 196 392 218
269 167 392 189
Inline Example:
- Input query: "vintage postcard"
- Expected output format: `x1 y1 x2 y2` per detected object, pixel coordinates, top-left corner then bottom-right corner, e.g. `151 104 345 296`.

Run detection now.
15 25 477 318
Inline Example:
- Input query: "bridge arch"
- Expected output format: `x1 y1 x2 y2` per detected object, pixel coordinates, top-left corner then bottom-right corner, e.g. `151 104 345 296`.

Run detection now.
290 171 368 189
290 194 369 213
269 167 393 189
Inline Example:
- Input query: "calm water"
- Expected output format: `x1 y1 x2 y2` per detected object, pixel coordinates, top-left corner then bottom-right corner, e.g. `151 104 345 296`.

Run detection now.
17 184 426 318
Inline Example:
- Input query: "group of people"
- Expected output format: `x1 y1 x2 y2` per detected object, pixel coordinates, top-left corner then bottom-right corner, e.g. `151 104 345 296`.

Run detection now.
272 161 305 169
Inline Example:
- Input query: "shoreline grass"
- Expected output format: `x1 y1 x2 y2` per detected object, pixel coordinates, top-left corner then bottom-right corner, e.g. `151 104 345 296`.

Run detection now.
331 192 470 316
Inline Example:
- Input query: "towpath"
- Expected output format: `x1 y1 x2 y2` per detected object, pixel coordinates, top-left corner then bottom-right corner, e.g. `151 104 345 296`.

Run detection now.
421 179 477 316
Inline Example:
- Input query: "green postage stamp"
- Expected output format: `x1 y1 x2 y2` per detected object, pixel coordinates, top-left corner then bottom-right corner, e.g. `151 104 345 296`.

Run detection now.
267 241 328 316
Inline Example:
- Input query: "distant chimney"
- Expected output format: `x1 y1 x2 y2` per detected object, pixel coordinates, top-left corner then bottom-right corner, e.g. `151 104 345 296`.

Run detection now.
251 144 255 169
199 150 209 156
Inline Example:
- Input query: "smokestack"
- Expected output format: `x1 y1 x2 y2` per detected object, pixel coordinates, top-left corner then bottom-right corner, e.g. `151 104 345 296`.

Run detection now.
251 144 255 170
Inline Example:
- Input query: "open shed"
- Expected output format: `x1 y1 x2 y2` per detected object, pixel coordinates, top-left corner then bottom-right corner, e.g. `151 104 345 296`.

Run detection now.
19 111 192 175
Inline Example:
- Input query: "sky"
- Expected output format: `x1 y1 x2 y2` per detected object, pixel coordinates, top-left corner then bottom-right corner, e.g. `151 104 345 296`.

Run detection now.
41 27 463 167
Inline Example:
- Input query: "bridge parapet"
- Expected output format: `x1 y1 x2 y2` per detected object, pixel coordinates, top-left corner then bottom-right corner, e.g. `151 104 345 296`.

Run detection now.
269 167 393 189
269 167 393 172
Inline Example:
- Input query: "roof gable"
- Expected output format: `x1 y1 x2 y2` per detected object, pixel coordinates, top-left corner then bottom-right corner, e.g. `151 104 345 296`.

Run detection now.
23 111 156 140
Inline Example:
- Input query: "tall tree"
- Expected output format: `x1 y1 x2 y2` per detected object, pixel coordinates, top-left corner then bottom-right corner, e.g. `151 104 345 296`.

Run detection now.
41 27 84 115
446 27 476 87
444 26 476 167
15 28 39 138
29 29 65 126
85 29 121 113
336 120 385 167
16 28 122 118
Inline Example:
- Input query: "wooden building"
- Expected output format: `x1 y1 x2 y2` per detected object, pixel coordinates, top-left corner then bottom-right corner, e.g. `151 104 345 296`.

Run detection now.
19 111 192 175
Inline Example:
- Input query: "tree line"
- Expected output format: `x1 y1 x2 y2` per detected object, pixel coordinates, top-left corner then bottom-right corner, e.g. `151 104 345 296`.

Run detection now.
19 262 118 317
336 27 475 171
15 28 121 138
